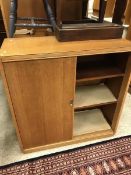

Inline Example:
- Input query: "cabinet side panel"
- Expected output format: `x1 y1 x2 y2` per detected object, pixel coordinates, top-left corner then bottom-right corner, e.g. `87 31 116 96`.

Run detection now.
3 57 76 149
112 54 131 131
0 60 24 151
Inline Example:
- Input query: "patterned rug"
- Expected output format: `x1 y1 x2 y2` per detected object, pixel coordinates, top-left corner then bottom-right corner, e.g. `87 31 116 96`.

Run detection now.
0 136 131 175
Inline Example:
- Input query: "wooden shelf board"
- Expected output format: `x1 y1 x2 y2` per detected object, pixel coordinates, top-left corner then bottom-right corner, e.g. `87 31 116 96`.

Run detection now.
77 65 124 82
74 84 117 108
77 74 124 83
73 109 111 136
75 101 116 111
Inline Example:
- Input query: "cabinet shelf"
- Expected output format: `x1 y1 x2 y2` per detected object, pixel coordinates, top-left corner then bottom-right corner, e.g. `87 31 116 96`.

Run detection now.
76 53 128 83
73 109 111 136
77 66 124 83
74 84 117 110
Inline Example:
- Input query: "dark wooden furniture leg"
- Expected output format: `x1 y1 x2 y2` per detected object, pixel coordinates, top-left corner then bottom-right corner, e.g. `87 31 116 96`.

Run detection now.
56 0 63 28
9 0 18 37
112 0 128 25
43 0 56 31
82 0 88 18
0 10 7 46
99 0 107 23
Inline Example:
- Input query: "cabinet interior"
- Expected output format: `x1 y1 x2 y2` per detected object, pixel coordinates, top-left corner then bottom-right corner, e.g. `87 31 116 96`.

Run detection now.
76 52 128 83
74 108 111 137
73 52 129 138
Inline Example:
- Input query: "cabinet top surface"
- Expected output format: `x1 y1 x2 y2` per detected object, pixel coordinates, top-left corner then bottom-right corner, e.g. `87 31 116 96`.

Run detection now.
0 36 131 62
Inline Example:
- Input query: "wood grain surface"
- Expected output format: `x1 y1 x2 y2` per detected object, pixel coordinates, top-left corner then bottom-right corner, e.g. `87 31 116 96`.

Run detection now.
0 37 131 61
0 0 10 37
3 57 76 149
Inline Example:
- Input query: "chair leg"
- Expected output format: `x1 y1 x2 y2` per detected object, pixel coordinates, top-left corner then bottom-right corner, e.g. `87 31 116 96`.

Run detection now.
9 0 18 37
112 0 128 25
98 0 107 23
82 0 89 18
43 0 56 31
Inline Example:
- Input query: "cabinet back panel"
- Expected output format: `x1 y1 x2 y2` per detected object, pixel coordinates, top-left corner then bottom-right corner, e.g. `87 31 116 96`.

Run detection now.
77 53 128 73
105 77 123 99
56 0 82 21
3 57 76 149
101 103 117 125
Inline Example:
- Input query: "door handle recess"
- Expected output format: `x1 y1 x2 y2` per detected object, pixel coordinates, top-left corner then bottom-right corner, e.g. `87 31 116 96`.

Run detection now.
69 100 74 107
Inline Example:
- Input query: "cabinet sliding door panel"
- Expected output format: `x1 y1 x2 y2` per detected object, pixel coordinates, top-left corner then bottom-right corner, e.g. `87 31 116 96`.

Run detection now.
3 57 76 149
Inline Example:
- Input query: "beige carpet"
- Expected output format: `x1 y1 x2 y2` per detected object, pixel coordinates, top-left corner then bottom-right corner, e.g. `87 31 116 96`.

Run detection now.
0 78 131 166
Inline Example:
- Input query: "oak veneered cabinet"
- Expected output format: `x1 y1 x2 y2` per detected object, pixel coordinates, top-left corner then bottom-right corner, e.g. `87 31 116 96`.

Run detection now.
0 37 131 153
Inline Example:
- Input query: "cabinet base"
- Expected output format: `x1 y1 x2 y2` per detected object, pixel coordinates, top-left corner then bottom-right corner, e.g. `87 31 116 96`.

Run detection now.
23 129 114 153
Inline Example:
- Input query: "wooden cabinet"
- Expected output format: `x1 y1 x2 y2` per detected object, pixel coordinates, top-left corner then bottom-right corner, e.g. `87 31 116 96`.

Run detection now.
0 37 131 153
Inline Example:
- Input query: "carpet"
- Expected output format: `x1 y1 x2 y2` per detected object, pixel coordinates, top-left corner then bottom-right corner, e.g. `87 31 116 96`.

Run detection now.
0 136 131 175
